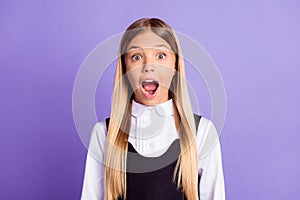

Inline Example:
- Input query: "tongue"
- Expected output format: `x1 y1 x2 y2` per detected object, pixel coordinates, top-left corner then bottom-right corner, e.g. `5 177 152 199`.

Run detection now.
143 83 157 91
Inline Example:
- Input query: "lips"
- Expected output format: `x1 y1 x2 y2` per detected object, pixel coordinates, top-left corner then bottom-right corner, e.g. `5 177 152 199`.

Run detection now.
141 79 159 98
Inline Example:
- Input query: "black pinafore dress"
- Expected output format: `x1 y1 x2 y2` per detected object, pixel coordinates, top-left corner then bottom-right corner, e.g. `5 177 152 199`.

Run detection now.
106 114 201 200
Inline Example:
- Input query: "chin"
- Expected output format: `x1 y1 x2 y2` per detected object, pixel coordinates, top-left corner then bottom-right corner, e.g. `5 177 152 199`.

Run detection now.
135 91 168 106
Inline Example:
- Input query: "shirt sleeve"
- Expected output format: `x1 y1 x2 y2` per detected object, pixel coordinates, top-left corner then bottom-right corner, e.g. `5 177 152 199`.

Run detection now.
196 117 226 200
81 122 107 200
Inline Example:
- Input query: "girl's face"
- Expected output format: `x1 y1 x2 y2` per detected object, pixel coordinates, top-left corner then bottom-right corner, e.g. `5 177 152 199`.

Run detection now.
124 31 176 106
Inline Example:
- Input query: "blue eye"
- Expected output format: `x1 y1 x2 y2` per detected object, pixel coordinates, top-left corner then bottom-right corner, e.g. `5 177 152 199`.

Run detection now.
157 53 166 59
132 54 142 61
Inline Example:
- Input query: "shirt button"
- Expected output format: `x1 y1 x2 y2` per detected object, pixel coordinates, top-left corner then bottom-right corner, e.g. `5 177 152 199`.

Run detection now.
149 142 154 147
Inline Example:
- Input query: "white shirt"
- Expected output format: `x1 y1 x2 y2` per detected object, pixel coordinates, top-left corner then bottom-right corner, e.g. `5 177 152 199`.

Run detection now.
81 99 226 200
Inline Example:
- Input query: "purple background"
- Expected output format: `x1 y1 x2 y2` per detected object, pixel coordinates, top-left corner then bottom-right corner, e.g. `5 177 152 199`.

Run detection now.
1 0 300 199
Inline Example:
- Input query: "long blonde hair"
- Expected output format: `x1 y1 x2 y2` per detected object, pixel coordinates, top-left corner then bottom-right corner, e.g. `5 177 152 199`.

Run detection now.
104 18 198 200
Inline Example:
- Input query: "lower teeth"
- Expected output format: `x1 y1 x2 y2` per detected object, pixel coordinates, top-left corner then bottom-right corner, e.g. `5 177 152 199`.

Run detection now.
145 90 155 95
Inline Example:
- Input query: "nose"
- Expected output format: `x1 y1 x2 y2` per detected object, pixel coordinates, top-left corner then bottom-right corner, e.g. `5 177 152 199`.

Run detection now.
142 51 155 73
142 64 155 73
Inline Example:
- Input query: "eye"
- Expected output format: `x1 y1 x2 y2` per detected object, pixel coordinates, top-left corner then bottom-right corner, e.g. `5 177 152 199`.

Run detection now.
156 53 166 59
131 54 142 61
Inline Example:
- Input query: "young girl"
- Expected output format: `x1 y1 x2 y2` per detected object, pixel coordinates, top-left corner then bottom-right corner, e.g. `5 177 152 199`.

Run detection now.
81 18 225 200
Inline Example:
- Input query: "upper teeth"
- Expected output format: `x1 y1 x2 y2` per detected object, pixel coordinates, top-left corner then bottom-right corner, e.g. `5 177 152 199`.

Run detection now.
144 80 155 83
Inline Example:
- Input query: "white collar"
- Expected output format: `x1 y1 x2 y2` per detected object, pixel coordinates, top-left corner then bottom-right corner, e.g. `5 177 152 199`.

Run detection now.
131 99 174 117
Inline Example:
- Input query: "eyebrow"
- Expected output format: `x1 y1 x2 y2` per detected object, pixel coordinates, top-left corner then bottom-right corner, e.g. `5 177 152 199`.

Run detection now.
126 44 171 52
126 45 142 51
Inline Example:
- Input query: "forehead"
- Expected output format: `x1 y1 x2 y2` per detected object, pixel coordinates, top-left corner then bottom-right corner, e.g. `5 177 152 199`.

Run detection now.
126 31 172 51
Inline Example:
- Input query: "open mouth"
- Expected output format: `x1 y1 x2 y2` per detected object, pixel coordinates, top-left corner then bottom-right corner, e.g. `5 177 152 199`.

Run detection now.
141 79 159 98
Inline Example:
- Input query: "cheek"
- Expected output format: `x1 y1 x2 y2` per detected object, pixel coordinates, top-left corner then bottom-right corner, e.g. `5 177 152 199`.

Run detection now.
124 59 136 83
125 69 140 90
124 59 131 72
125 62 142 76
159 68 175 88
124 55 136 71
165 55 176 71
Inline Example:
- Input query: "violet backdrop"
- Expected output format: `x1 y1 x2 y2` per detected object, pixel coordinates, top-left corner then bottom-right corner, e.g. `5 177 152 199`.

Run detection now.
1 0 299 199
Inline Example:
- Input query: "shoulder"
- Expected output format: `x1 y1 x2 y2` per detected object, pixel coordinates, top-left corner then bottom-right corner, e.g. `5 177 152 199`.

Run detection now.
196 116 220 160
90 121 107 145
91 121 107 135
87 121 107 163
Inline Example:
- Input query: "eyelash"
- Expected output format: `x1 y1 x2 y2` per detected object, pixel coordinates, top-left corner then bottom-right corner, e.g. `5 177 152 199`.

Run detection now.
156 53 166 59
131 53 167 61
131 54 142 61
